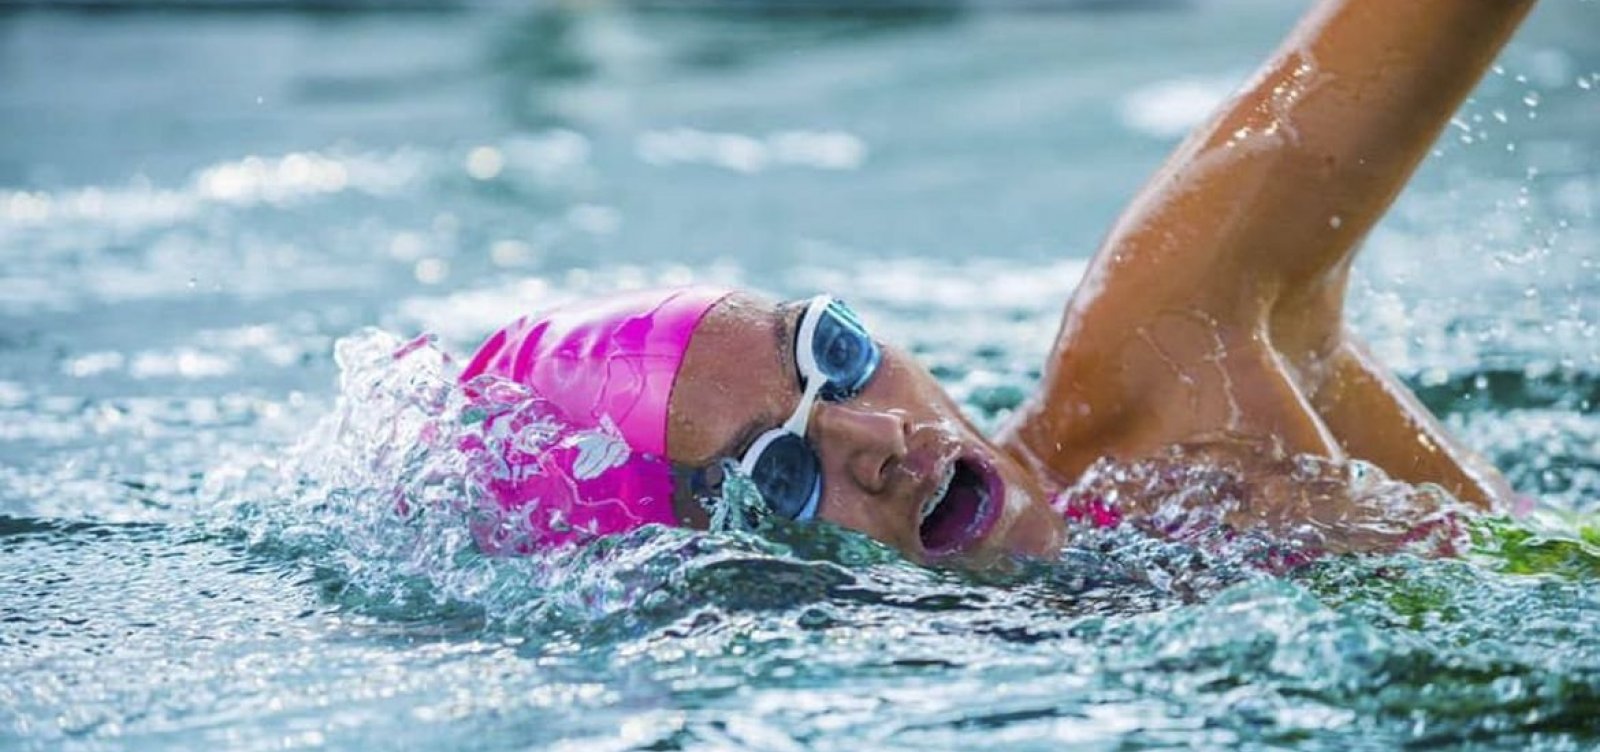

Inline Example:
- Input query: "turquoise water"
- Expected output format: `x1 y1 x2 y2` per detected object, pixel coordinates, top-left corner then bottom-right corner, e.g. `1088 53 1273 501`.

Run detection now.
3 1 1599 749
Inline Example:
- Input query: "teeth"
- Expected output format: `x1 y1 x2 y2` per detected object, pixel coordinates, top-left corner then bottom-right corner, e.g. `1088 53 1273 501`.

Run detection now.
920 464 958 522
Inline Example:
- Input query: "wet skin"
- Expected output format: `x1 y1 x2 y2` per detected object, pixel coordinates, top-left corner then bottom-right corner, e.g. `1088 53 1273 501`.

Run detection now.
996 0 1529 511
666 294 1066 566
666 0 1534 564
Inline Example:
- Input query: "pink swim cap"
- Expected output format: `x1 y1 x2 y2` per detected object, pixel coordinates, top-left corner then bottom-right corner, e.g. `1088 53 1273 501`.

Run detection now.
457 286 733 553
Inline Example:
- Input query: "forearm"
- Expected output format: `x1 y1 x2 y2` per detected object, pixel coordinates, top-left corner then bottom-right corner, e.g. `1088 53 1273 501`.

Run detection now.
1311 338 1512 510
1090 0 1536 303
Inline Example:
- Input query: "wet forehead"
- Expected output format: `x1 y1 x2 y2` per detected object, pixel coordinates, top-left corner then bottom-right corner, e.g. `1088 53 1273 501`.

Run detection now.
666 293 797 467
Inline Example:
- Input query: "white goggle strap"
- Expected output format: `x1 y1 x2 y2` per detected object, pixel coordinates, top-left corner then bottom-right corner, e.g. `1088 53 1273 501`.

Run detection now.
733 293 831 478
736 428 785 478
782 373 825 438
792 294 831 387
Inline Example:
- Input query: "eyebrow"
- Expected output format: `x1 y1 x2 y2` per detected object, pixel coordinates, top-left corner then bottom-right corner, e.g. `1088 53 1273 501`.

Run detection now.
708 301 803 464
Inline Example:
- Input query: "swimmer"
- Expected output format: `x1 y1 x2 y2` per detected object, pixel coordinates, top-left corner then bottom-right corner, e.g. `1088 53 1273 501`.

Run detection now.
461 0 1535 565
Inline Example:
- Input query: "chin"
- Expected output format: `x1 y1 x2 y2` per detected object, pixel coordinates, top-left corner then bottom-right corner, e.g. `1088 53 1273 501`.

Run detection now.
989 453 1065 560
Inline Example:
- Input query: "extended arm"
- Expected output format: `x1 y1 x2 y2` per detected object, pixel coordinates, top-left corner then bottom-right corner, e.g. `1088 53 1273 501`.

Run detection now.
1100 0 1536 302
1001 0 1534 507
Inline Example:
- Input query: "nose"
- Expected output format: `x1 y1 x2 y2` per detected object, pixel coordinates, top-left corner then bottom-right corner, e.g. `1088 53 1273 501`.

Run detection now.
809 402 908 493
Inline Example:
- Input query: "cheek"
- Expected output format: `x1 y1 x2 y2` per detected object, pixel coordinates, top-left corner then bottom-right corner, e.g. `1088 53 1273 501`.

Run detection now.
817 488 918 554
991 460 1065 557
1003 487 1065 556
862 353 945 415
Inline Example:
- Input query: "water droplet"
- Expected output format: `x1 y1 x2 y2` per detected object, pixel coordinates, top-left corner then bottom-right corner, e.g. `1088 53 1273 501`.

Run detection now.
490 240 536 268
414 258 449 285
432 213 460 235
389 232 426 261
567 204 620 236
1522 91 1541 108
465 146 504 181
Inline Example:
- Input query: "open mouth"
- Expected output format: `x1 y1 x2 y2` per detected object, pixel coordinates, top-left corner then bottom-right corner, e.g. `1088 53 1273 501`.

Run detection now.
917 456 1001 557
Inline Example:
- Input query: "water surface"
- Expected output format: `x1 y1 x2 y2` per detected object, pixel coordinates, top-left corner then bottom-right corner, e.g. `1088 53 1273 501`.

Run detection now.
3 1 1599 749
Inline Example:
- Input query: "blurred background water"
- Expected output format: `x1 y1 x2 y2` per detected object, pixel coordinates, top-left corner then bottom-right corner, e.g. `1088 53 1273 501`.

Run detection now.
2 0 1598 749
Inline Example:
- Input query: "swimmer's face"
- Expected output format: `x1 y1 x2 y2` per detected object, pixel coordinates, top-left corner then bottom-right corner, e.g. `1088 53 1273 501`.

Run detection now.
667 294 1065 567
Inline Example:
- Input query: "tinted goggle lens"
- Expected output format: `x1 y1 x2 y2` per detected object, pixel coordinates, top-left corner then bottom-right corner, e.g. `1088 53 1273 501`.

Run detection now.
708 297 877 523
809 300 880 400
749 432 821 520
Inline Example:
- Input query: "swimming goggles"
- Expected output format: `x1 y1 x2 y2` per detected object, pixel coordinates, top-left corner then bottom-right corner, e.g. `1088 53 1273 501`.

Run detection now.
700 295 882 522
